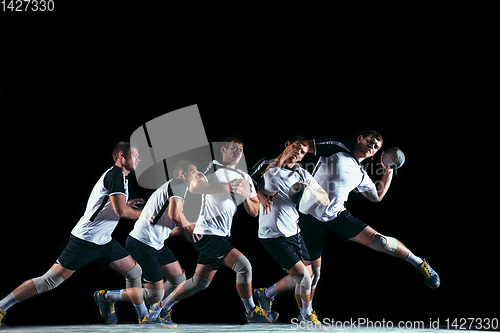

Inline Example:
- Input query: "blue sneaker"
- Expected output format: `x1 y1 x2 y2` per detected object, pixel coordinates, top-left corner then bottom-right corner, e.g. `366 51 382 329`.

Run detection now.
93 290 117 324
157 308 177 328
416 259 440 288
254 288 279 323
253 289 272 314
147 301 162 321
270 310 280 323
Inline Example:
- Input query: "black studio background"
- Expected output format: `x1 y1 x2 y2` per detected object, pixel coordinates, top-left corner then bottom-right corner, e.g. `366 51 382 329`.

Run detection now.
0 15 496 328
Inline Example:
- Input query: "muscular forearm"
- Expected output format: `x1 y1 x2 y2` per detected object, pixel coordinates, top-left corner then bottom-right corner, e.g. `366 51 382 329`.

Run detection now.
375 169 393 201
173 211 191 228
243 196 260 218
120 206 142 220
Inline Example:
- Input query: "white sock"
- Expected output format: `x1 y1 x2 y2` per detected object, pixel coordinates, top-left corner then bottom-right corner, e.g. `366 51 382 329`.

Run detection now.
300 299 312 316
0 292 19 311
241 297 256 315
133 302 149 319
161 293 178 311
104 290 123 302
264 284 278 299
405 251 424 267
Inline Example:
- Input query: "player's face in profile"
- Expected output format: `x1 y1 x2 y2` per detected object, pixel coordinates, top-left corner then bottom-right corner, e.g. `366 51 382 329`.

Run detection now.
184 164 198 185
124 147 140 172
222 142 243 166
356 135 382 159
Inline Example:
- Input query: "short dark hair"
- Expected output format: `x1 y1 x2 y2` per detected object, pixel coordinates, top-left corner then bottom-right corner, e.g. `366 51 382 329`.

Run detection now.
112 142 131 161
173 160 195 178
358 130 383 143
222 136 244 148
287 135 309 148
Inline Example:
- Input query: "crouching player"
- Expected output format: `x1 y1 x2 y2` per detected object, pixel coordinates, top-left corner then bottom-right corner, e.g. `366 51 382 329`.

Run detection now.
0 142 146 326
94 160 200 327
250 136 329 331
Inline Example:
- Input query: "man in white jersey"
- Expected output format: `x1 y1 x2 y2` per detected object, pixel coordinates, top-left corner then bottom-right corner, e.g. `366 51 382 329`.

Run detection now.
94 160 200 327
297 131 440 311
0 142 148 326
250 136 329 330
155 137 272 323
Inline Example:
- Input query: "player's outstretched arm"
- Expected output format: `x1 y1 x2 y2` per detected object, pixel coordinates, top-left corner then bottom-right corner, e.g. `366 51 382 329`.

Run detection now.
110 194 142 219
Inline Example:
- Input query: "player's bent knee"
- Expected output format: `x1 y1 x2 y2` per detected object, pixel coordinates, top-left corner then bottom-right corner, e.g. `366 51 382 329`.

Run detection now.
166 272 186 288
163 272 186 295
183 273 211 295
368 232 398 254
123 263 143 289
232 255 252 284
32 269 65 294
143 288 164 304
292 268 312 296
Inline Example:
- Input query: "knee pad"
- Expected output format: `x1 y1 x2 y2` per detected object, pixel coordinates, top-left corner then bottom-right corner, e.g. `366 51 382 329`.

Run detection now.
285 275 296 290
143 288 164 304
368 232 398 254
311 266 321 290
164 272 186 295
182 273 211 295
123 263 143 289
232 255 252 284
32 269 65 294
292 268 312 296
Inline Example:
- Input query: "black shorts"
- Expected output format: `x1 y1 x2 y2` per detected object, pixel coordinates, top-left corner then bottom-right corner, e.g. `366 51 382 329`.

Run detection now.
126 236 178 283
259 233 311 271
299 210 367 261
57 235 130 270
194 235 234 270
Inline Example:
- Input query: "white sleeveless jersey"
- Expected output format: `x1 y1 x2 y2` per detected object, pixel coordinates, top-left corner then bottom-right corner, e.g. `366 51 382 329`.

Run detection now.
193 160 257 237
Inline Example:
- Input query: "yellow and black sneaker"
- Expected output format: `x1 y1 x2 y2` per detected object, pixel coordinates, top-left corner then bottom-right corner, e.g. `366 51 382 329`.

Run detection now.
0 308 6 326
416 259 440 289
302 311 327 332
246 305 272 323
93 290 117 324
253 288 279 322
157 308 178 328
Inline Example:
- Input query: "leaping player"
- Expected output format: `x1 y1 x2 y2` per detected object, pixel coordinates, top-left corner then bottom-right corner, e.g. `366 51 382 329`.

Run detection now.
294 131 439 312
0 142 149 326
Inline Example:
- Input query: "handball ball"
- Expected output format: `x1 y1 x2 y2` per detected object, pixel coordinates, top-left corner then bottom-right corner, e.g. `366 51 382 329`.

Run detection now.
381 147 405 169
